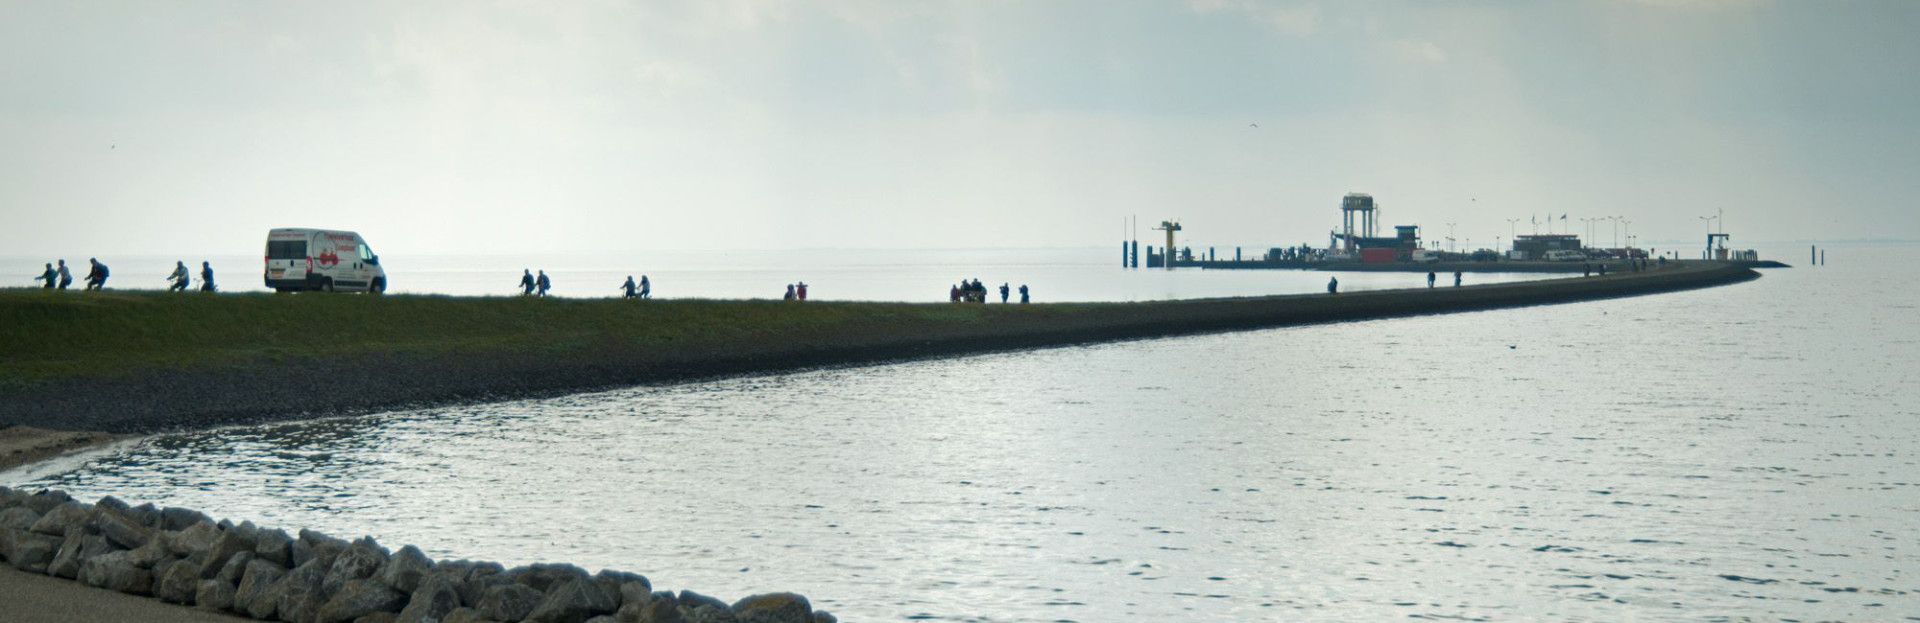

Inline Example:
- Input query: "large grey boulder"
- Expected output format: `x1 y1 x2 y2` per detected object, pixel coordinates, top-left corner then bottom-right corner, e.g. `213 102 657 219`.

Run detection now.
196 578 238 612
728 593 811 623
257 527 295 566
79 550 154 595
526 577 619 623
126 537 173 568
810 612 835 623
267 557 332 623
235 558 289 618
216 550 256 584
316 578 409 623
169 521 222 557
199 528 256 578
0 506 40 531
159 506 213 531
7 529 61 573
128 502 163 528
396 573 462 623
22 490 73 515
93 506 153 549
295 529 351 568
155 556 204 603
326 539 391 596
458 562 508 607
441 608 493 623
676 592 736 623
28 501 90 536
476 582 544 622
594 570 648 610
617 592 682 623
48 532 112 579
379 545 434 593
510 562 590 593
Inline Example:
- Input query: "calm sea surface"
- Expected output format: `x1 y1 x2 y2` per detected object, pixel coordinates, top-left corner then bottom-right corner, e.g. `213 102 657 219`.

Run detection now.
4 248 1549 301
7 244 1916 621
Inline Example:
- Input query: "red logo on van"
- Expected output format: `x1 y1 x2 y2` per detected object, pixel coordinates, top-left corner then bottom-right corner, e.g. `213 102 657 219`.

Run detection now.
316 251 341 267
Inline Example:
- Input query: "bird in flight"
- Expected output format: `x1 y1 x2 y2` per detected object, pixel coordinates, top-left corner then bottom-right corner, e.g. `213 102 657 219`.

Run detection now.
1248 122 1259 128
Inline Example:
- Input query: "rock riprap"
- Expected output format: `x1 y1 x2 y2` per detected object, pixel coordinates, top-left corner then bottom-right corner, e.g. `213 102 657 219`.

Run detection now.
0 487 838 623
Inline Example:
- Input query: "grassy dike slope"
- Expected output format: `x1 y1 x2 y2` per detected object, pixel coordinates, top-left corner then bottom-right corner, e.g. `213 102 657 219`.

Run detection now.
0 263 1758 433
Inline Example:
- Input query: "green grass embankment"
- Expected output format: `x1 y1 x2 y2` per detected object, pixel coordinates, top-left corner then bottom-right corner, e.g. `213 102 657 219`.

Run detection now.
0 262 1760 433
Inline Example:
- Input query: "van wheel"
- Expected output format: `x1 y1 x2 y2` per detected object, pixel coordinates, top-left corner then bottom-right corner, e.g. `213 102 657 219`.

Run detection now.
321 278 335 293
369 278 385 295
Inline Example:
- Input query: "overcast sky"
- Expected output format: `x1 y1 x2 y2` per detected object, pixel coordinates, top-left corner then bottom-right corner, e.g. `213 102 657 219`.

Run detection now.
2 0 1916 256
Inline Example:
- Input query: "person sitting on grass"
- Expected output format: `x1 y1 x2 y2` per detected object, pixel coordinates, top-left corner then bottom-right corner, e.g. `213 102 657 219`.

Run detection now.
1327 276 1339 294
1018 283 1030 304
784 284 796 301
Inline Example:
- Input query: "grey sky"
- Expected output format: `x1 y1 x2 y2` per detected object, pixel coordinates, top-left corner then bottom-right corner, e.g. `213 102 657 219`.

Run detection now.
2 0 1916 256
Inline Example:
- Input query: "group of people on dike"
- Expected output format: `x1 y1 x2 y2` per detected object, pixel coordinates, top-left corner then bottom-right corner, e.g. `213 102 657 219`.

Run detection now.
517 269 653 299
1425 271 1464 288
950 279 1028 304
32 258 214 292
783 282 808 301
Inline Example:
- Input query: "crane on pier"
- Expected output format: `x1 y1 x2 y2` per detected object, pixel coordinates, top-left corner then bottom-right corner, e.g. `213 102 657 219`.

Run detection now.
1154 221 1182 270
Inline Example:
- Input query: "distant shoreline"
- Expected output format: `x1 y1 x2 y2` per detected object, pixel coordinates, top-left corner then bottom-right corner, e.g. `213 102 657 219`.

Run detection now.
0 263 1759 435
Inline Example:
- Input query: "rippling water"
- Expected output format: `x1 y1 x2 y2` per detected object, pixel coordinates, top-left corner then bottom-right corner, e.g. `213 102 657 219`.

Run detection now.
8 245 1918 621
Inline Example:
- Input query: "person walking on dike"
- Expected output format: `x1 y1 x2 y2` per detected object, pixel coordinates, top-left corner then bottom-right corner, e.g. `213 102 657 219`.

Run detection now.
784 284 796 301
797 281 808 301
1454 271 1462 287
535 270 551 297
84 258 109 290
56 259 71 289
1327 276 1339 294
1018 283 1029 304
1598 264 1606 276
1427 271 1436 289
639 275 650 299
949 284 960 303
620 275 638 299
999 282 1010 303
1583 262 1591 277
199 261 216 292
519 269 535 295
167 260 190 292
36 263 56 288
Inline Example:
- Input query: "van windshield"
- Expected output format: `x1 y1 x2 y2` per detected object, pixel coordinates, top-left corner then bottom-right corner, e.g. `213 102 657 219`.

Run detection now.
267 240 307 260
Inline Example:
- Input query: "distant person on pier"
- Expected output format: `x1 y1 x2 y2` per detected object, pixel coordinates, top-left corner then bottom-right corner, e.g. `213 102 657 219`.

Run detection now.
56 259 71 289
36 263 56 288
1327 276 1339 294
535 270 551 297
620 275 638 299
1583 263 1591 277
84 258 108 290
639 275 651 299
199 261 216 292
784 284 796 301
167 261 190 292
1427 271 1436 288
519 269 535 295
1598 264 1607 276
1019 284 1029 304
797 282 808 301
949 284 960 303
999 283 1010 303
1454 271 1462 287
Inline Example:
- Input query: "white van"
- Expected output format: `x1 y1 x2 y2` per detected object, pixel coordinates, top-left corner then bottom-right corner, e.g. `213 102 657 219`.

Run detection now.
263 228 388 293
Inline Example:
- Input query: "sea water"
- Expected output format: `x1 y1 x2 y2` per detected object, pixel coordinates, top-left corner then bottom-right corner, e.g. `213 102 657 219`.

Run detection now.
6 243 1914 621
